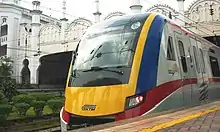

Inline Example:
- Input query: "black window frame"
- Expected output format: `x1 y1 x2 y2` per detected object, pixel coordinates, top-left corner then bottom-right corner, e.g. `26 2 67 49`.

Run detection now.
178 40 188 73
167 36 176 61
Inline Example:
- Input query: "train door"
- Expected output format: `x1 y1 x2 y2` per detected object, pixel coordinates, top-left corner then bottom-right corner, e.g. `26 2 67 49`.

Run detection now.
189 37 204 104
174 31 191 106
174 31 189 79
197 41 209 102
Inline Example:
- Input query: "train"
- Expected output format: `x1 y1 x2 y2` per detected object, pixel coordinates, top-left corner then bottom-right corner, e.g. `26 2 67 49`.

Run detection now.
60 12 220 130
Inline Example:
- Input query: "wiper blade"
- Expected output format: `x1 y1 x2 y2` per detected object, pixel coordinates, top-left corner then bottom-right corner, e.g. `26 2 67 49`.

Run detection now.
82 66 124 75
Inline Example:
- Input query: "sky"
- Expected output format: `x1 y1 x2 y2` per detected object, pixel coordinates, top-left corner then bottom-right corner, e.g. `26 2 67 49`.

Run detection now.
20 0 194 22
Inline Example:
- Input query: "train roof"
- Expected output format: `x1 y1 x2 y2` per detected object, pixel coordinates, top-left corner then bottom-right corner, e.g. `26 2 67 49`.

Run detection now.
155 12 219 50
92 12 219 50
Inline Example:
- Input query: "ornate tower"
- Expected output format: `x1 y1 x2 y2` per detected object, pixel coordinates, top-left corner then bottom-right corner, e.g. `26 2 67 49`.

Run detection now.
130 0 142 13
30 0 42 84
61 0 68 44
93 0 101 23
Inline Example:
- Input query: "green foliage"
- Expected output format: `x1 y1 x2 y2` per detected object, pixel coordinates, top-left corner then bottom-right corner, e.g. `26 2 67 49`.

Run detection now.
12 94 35 105
0 78 19 102
31 101 46 116
47 99 64 113
14 103 30 116
0 57 18 102
28 93 59 102
0 56 13 77
0 104 12 122
0 91 8 104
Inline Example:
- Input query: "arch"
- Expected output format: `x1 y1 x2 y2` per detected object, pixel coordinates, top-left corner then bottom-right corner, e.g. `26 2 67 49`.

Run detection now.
146 4 179 18
146 4 178 15
21 59 30 85
66 18 92 41
39 23 60 43
68 17 92 30
104 11 126 20
187 0 220 14
39 23 60 33
1 17 8 37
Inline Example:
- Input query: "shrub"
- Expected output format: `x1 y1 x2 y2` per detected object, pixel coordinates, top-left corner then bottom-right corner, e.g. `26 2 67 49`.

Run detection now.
12 94 35 105
28 93 58 102
47 99 64 113
0 91 8 104
0 57 18 101
0 78 18 102
14 103 30 116
0 104 12 122
31 101 46 116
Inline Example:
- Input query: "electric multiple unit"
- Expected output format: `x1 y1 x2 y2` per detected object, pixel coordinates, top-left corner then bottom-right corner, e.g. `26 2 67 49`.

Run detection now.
60 12 220 130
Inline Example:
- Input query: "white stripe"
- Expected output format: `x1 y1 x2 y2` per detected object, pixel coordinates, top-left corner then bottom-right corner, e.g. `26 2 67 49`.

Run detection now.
60 107 68 125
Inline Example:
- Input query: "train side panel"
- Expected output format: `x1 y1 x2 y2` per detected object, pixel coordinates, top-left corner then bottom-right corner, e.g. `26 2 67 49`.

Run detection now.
144 21 220 115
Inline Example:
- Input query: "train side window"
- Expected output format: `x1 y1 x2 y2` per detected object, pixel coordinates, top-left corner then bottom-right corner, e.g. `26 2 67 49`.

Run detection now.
209 56 220 77
193 46 200 73
200 49 206 73
178 40 188 73
167 36 176 61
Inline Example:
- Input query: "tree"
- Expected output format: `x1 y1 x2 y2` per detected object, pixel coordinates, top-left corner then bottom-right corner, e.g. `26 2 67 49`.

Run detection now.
0 57 18 102
0 56 13 77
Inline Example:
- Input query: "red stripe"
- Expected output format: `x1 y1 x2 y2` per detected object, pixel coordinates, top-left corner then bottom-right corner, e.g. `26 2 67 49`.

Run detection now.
115 78 197 120
208 78 220 82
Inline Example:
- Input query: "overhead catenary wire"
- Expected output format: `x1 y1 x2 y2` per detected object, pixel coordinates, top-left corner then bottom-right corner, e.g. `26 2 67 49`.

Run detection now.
21 0 94 23
143 0 219 36
21 0 78 19
1 0 218 55
0 0 91 54
0 27 86 54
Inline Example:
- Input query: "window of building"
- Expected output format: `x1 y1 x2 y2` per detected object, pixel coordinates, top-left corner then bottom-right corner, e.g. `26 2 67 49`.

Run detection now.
1 18 8 37
167 36 176 61
0 45 7 57
178 40 187 73
209 56 220 77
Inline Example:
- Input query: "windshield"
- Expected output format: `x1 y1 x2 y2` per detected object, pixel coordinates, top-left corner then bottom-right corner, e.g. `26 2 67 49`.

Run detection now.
73 21 141 70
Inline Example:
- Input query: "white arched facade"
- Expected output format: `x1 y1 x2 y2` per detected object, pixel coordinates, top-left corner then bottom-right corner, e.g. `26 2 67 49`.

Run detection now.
145 1 220 37
40 24 61 44
186 0 220 23
39 17 92 55
185 0 220 37
66 18 92 41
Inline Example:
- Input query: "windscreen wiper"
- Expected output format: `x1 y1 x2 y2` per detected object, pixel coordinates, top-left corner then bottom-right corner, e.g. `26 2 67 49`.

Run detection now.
82 66 124 75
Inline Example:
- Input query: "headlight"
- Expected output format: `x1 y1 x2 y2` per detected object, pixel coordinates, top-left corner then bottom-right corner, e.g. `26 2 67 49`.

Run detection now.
125 93 146 110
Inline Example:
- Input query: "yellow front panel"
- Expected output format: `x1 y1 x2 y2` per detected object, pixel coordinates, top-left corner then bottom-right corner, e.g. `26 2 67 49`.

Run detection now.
64 13 157 116
65 85 131 116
